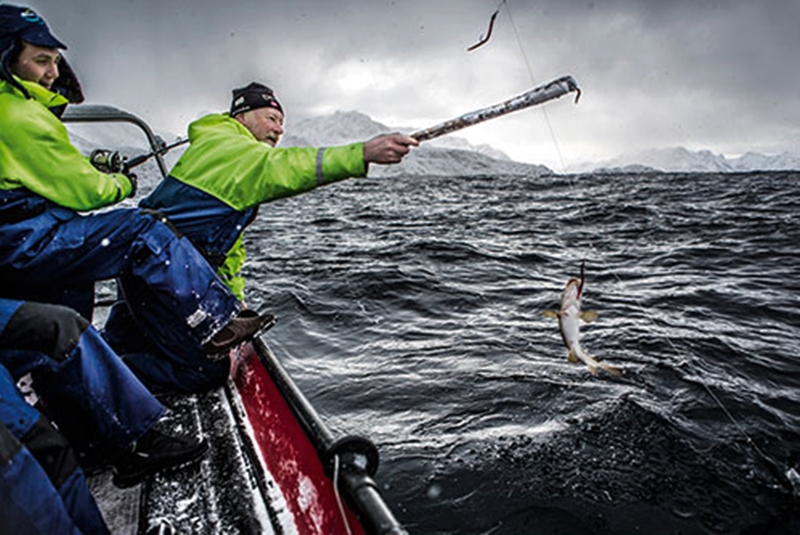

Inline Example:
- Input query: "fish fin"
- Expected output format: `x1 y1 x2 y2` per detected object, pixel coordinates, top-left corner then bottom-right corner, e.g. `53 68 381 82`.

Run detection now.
567 349 579 363
543 310 559 319
581 310 598 323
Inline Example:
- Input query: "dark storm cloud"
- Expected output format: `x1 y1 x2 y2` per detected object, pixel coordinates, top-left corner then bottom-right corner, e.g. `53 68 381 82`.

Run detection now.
18 0 800 166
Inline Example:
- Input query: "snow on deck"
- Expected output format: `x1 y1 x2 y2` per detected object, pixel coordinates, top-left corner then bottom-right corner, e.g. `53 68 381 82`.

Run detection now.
89 383 288 533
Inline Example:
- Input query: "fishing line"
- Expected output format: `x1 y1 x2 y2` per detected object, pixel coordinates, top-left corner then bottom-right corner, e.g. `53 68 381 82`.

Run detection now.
503 0 567 174
333 454 354 535
493 0 598 420
499 0 794 493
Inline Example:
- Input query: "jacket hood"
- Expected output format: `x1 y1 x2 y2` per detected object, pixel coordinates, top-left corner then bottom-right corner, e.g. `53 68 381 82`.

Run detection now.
0 5 84 104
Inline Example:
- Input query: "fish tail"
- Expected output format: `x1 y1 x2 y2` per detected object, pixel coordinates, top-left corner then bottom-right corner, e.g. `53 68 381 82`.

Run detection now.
597 360 623 377
572 345 599 374
586 353 623 377
582 350 623 377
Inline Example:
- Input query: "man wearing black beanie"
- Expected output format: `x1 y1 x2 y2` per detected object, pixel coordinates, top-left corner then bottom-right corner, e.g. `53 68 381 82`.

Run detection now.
141 81 418 302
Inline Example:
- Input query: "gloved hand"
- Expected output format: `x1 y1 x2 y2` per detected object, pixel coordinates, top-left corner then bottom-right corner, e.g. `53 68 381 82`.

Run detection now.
90 149 125 173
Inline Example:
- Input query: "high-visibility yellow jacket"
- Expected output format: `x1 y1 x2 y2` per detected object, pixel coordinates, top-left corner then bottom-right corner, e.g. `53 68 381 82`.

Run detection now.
142 112 367 299
0 77 133 208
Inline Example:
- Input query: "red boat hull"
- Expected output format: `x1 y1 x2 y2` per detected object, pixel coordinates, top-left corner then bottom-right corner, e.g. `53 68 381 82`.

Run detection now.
231 341 364 534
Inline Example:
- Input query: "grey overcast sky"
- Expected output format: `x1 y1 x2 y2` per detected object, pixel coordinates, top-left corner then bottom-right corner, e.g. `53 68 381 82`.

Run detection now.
21 0 800 168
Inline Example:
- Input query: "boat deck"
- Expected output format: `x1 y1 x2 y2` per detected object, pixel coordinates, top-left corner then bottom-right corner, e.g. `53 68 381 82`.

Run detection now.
89 365 281 533
87 339 404 534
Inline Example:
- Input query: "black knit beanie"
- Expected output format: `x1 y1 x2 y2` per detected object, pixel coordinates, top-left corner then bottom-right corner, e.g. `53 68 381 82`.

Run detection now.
230 82 283 117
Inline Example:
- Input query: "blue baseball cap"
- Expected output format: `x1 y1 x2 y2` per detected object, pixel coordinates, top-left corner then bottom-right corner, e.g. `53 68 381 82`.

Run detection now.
0 5 67 49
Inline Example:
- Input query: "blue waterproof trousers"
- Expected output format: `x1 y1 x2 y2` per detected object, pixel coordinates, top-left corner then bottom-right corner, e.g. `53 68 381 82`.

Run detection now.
0 364 109 534
0 299 163 454
0 192 240 392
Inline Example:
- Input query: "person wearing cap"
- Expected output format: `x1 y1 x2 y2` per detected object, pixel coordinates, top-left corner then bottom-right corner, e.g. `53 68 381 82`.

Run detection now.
141 81 418 301
0 4 274 394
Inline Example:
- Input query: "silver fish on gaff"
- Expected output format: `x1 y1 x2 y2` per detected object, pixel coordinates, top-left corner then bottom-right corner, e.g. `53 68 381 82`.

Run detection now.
544 262 622 377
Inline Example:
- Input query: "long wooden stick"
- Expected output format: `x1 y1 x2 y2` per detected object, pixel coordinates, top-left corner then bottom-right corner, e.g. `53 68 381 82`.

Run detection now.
411 75 581 142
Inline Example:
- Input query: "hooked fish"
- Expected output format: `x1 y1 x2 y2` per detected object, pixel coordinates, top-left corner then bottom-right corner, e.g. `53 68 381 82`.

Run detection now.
544 262 622 376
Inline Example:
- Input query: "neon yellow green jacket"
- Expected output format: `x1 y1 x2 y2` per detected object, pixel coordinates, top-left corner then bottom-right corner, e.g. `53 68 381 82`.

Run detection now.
164 113 367 299
0 78 133 209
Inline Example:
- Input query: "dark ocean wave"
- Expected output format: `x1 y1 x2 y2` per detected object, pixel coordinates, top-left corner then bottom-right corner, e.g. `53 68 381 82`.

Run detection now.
246 170 800 534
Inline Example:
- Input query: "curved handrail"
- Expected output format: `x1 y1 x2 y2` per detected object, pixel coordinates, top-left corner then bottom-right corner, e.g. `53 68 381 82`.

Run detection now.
62 104 170 178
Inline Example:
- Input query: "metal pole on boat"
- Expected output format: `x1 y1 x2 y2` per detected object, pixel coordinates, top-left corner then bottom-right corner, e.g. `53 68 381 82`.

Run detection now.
62 104 174 178
410 75 581 142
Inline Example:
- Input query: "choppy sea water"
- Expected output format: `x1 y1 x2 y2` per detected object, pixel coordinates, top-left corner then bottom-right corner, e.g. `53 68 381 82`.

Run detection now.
243 170 800 534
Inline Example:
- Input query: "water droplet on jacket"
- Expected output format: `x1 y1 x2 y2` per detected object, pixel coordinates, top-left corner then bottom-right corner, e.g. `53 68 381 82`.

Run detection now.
427 484 442 500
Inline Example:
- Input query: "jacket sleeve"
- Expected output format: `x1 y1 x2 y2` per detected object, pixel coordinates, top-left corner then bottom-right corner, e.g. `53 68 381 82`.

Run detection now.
0 97 132 210
232 140 366 208
170 116 366 211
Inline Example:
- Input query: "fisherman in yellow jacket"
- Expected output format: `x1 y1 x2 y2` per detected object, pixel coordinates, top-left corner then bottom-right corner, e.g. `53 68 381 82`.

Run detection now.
140 82 418 301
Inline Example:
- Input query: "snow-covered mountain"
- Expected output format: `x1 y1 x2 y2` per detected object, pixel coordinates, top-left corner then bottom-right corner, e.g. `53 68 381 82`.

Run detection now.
733 150 800 171
569 146 800 174
277 112 800 174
